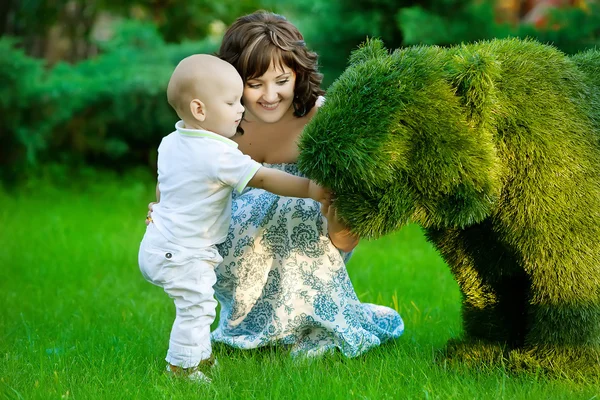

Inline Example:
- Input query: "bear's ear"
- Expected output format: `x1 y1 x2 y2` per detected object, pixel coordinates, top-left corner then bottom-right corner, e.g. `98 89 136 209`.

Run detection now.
348 37 388 66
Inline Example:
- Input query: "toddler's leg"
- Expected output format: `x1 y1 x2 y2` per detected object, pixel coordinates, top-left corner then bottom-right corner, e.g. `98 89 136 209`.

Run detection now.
163 257 218 369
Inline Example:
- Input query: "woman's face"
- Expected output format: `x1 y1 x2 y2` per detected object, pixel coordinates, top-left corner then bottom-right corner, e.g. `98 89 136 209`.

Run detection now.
242 60 296 124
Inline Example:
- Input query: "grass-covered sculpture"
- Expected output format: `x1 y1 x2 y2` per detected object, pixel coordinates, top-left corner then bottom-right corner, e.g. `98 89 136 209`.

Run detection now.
298 38 600 376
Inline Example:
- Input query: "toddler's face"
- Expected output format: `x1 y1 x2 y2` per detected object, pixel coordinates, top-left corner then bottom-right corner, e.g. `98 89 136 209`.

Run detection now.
200 74 245 138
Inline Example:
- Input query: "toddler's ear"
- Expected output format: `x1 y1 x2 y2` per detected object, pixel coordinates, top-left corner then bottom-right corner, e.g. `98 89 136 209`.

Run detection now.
190 99 206 121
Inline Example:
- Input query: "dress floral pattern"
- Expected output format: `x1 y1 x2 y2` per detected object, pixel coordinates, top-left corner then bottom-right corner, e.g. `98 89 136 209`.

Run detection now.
213 163 404 357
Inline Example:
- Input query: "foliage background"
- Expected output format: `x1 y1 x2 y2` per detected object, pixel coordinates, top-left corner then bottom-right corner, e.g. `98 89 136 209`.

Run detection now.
1 0 599 184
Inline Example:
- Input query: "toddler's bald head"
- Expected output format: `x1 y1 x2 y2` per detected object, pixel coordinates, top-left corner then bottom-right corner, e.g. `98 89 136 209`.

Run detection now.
167 54 241 121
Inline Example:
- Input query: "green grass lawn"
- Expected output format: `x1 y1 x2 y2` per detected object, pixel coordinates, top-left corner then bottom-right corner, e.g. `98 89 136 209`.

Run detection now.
1 172 598 399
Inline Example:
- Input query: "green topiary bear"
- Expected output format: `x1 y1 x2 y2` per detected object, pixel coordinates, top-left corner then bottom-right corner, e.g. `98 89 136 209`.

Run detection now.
298 37 600 377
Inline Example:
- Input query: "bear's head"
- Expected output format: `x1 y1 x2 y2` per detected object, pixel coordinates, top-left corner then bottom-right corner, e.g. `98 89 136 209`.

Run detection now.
298 39 503 238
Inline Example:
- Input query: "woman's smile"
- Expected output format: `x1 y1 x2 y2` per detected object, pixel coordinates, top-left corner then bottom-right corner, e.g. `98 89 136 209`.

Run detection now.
259 101 280 110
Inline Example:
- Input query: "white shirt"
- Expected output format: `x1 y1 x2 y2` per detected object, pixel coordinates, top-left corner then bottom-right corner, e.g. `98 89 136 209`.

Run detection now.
151 121 262 248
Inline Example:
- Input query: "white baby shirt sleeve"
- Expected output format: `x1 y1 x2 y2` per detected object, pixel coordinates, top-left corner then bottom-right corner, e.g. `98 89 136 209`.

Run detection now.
217 147 262 193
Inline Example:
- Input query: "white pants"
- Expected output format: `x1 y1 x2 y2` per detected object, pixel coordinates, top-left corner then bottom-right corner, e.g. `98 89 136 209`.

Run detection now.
138 223 223 368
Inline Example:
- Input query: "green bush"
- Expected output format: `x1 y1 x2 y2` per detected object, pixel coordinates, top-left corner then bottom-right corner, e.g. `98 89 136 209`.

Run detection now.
0 21 219 182
0 38 45 182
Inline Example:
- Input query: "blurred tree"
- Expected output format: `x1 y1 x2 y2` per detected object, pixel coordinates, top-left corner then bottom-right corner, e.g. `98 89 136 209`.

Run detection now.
271 0 414 87
275 1 503 86
2 0 266 64
2 0 125 61
138 0 264 42
274 0 599 87
524 3 600 53
497 0 591 27
398 1 514 46
274 0 518 87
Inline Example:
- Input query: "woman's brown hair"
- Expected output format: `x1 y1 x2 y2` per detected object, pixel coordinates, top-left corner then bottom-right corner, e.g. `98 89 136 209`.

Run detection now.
218 11 325 117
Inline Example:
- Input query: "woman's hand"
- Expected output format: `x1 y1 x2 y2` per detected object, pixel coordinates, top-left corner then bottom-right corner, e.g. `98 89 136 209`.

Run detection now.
146 183 161 225
308 180 333 204
145 202 157 225
321 199 359 253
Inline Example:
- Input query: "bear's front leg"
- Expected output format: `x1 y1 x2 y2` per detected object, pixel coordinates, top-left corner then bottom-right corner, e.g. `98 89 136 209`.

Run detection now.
427 223 529 367
508 261 600 377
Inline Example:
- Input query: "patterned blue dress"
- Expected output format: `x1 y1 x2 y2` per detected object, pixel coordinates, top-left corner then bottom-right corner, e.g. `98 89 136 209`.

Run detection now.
213 163 404 357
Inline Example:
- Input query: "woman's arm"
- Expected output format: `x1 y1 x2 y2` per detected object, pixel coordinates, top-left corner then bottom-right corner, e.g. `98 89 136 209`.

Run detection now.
321 201 360 252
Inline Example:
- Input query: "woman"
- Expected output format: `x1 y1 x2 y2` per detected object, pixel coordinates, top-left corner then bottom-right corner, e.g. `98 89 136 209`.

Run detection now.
209 11 404 357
